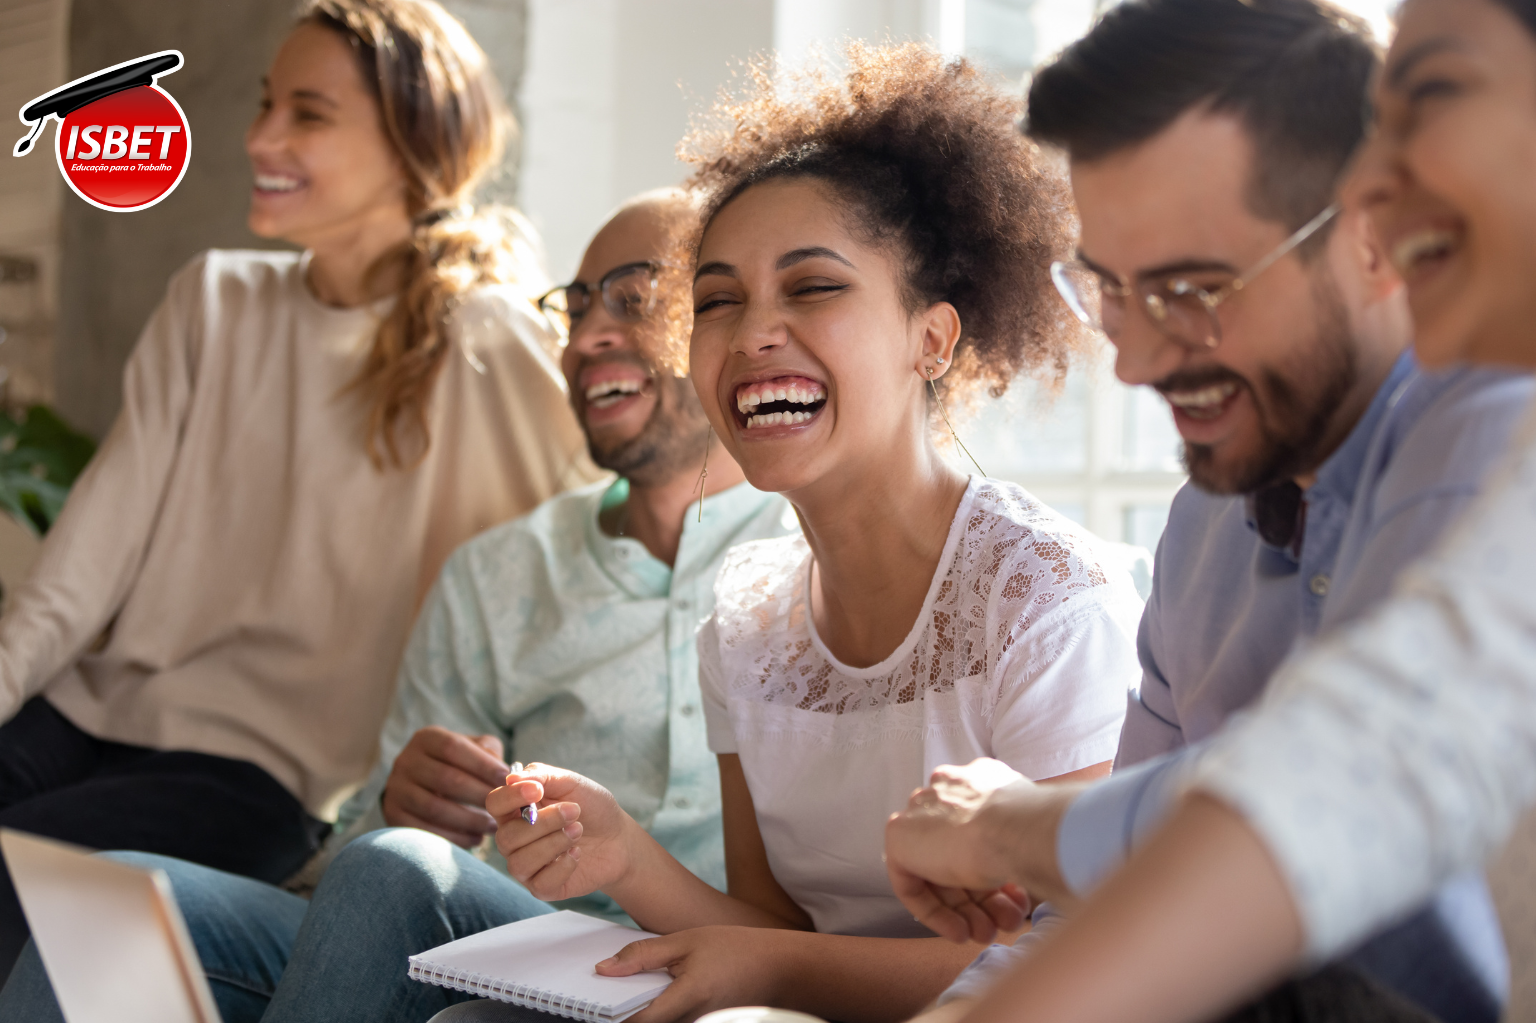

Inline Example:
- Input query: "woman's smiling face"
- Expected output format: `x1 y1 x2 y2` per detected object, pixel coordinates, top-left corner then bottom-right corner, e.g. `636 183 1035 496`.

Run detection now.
245 22 409 249
1344 0 1536 368
688 178 954 496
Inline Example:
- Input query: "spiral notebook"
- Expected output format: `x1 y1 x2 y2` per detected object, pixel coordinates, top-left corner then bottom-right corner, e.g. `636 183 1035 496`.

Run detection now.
408 910 672 1023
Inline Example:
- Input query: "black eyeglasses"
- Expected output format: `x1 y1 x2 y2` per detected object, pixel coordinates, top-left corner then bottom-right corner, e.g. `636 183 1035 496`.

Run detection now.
537 262 659 335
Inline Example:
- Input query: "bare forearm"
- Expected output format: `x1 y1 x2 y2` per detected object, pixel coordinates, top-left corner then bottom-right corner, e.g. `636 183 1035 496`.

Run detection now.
885 766 1084 925
771 933 985 1023
994 783 1079 905
960 796 1303 1023
608 823 800 934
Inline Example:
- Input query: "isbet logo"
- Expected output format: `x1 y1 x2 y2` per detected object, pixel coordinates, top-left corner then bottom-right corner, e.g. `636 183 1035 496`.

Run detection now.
12 50 190 212
65 124 182 162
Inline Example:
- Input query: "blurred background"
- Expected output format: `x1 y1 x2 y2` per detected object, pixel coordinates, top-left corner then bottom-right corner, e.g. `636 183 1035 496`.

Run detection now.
0 0 1394 564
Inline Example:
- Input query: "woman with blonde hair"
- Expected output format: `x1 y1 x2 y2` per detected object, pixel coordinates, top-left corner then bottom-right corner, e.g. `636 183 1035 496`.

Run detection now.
0 0 590 976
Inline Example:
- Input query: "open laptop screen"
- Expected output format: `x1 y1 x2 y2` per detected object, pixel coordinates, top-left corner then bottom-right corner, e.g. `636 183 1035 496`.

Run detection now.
1 829 221 1023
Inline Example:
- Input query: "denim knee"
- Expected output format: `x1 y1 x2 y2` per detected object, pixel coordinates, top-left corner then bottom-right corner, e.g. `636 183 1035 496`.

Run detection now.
319 827 488 909
100 850 184 870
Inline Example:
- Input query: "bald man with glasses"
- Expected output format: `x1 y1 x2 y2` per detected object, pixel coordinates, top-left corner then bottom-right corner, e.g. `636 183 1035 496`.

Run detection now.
0 190 797 1023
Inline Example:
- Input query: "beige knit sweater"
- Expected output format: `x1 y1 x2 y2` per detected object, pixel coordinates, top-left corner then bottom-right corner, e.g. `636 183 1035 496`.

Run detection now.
0 249 596 816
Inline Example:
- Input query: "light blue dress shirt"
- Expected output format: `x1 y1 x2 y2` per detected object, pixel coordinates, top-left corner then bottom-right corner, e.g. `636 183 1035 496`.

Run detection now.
943 357 1534 1022
333 477 795 921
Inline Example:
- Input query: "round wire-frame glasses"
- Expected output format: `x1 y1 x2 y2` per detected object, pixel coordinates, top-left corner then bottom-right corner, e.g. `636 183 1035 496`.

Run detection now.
1050 203 1340 350
537 261 659 336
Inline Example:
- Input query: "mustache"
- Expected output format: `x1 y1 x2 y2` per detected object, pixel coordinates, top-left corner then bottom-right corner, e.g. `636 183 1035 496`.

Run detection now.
1150 366 1249 396
571 351 658 387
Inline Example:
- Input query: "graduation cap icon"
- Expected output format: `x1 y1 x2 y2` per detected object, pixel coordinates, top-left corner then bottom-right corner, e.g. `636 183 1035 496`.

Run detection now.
13 50 184 158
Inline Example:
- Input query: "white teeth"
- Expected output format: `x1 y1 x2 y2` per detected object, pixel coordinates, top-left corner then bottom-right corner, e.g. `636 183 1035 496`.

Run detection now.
585 379 643 400
585 378 645 408
1390 229 1458 275
745 409 817 429
254 173 303 192
1164 382 1239 410
734 381 827 412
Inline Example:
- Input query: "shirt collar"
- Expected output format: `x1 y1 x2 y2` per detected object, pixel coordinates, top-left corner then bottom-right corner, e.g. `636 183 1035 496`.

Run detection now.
1308 349 1417 507
586 477 782 598
1244 349 1416 554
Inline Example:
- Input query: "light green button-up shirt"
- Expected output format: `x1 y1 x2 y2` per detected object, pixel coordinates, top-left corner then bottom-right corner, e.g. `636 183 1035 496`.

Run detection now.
336 477 795 919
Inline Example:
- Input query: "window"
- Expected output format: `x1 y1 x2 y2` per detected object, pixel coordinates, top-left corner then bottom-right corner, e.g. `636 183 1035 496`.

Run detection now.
951 356 1185 551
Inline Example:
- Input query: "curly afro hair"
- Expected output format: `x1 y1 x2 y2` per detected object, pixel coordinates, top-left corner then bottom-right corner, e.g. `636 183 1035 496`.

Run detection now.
663 41 1089 403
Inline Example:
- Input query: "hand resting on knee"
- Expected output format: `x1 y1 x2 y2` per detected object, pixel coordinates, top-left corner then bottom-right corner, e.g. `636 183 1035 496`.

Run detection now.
381 726 510 848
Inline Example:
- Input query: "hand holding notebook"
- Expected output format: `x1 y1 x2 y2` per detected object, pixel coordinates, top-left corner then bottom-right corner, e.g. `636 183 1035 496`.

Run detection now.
409 910 673 1022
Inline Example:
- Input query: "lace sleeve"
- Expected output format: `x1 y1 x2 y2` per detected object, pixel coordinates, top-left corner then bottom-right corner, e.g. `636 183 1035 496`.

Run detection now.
970 484 1142 778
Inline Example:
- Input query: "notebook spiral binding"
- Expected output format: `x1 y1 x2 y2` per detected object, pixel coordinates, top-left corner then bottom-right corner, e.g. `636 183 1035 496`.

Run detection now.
408 961 612 1022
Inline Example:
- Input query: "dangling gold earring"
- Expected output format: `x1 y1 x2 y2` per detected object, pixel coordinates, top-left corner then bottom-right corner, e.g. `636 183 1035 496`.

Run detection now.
693 426 713 522
927 363 986 476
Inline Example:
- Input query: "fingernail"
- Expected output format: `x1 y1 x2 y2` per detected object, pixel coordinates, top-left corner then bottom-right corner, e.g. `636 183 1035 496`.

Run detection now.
563 823 582 839
559 803 580 823
569 846 581 860
508 762 524 774
595 956 614 968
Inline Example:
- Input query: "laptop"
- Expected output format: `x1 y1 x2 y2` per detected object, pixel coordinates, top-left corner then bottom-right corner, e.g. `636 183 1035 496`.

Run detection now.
0 828 222 1023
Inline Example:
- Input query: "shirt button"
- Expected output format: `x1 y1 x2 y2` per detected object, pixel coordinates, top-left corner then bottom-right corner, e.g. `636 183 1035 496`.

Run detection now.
679 704 696 717
1309 574 1330 597
672 797 691 809
674 597 690 610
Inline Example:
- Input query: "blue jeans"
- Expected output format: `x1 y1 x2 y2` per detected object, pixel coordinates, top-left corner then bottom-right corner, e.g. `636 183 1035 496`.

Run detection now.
0 828 552 1023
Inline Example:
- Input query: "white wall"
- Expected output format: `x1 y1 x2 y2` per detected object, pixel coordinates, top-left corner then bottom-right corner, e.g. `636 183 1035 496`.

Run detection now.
519 0 774 281
773 0 950 67
519 0 977 280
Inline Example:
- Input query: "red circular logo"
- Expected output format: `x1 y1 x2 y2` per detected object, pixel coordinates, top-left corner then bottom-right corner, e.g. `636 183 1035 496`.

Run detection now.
55 84 190 211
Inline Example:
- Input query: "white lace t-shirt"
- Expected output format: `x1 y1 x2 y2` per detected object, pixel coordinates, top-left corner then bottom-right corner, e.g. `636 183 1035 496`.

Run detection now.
697 477 1144 937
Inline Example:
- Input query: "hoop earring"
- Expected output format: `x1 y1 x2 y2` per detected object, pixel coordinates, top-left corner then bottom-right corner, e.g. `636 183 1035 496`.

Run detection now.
927 366 985 477
693 426 713 523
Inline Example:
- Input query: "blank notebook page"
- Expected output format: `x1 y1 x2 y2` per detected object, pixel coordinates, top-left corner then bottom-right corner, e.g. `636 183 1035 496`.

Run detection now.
408 910 672 1021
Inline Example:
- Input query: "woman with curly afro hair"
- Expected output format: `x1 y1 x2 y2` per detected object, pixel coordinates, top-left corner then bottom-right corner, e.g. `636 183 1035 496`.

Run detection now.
482 43 1145 1023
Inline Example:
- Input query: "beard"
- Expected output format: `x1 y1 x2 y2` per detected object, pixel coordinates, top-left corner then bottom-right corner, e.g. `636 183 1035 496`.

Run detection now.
1178 274 1359 495
586 370 712 486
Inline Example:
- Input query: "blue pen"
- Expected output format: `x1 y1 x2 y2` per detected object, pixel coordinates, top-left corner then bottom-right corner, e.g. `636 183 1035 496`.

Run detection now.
508 762 538 825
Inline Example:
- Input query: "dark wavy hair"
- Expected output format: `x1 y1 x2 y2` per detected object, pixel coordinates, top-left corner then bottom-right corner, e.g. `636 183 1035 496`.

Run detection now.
662 42 1087 402
1027 0 1379 244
